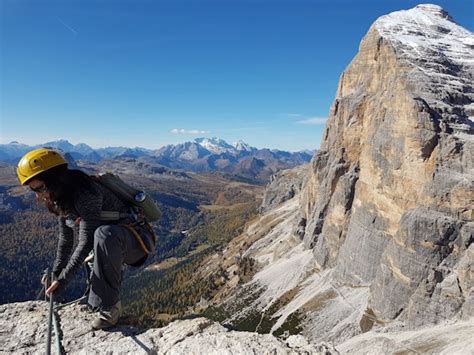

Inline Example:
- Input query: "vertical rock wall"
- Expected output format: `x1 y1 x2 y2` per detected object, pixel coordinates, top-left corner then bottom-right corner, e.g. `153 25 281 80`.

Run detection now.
299 5 473 326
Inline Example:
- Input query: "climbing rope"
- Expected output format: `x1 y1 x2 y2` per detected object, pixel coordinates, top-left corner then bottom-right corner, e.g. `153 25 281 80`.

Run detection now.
52 307 67 355
53 295 87 311
45 270 54 355
43 265 90 355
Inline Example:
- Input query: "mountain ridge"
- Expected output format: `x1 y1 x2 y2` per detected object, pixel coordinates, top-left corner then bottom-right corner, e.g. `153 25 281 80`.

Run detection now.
1 137 313 160
0 138 313 182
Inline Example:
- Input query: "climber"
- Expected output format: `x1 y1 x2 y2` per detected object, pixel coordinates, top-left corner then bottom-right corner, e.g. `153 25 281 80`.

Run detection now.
16 148 157 330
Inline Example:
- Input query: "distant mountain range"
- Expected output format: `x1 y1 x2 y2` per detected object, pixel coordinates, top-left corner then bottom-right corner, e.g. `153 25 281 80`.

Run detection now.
1 138 314 181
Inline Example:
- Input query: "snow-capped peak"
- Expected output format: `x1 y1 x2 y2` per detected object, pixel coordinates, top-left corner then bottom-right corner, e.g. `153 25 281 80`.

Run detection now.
234 140 255 152
373 4 474 125
194 137 235 154
374 4 473 66
42 139 75 151
414 4 451 19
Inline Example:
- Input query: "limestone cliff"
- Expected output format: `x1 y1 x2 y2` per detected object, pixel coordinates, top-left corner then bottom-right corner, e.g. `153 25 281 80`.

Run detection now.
260 164 309 213
200 4 473 351
299 3 473 326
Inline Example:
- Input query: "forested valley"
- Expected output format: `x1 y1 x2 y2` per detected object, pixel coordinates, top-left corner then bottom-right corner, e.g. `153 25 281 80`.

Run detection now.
0 161 263 327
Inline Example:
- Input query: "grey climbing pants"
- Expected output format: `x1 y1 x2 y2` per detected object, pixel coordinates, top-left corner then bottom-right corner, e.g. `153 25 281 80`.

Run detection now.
87 224 152 310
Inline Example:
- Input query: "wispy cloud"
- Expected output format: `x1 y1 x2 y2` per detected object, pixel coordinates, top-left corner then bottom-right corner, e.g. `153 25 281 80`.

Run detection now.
170 128 210 135
297 117 327 125
281 113 303 118
280 113 327 125
57 17 78 35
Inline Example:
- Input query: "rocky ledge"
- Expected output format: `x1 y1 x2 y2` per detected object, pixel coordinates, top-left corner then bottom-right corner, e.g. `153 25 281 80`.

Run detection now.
0 301 327 354
1 300 473 354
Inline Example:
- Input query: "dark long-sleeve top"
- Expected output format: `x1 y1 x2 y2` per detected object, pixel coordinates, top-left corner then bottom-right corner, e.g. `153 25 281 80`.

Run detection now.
52 180 129 289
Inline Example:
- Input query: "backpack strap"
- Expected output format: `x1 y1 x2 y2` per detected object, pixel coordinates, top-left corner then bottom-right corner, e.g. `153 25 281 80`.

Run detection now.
121 223 152 254
99 210 133 221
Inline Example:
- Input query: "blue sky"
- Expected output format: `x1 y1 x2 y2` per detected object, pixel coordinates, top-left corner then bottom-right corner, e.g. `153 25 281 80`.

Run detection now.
1 0 473 151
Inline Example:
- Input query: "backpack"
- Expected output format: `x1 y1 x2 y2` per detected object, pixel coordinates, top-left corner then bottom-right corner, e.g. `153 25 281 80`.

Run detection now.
96 172 161 222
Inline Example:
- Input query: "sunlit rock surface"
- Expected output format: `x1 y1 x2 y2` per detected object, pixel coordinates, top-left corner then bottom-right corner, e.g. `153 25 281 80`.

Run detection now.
201 4 473 352
298 3 473 329
0 301 326 354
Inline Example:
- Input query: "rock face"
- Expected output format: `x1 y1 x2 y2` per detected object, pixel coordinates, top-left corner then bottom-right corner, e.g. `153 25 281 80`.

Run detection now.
0 301 326 354
3 294 472 354
298 3 473 327
200 4 473 351
260 164 309 213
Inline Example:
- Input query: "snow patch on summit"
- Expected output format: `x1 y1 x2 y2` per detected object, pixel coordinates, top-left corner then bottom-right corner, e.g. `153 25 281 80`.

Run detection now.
373 4 474 125
234 140 255 152
194 137 236 154
374 4 473 66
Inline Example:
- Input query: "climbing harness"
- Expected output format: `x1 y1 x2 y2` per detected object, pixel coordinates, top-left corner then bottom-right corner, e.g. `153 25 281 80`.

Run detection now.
76 204 158 256
121 221 157 254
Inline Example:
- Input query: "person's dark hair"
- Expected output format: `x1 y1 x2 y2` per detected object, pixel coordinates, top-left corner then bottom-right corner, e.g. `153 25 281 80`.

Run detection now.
36 164 95 216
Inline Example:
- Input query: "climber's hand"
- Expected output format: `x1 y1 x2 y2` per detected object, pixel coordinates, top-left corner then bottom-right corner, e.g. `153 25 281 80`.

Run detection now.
46 281 59 297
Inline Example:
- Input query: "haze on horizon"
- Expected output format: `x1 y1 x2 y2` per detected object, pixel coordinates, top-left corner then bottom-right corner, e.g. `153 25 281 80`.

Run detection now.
3 136 317 154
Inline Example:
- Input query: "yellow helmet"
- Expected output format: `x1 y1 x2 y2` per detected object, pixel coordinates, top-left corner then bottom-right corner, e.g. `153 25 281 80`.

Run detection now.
17 148 67 185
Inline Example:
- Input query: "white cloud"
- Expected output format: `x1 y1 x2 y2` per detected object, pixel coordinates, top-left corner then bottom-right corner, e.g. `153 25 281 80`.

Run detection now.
281 113 303 118
170 128 210 135
297 117 327 125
